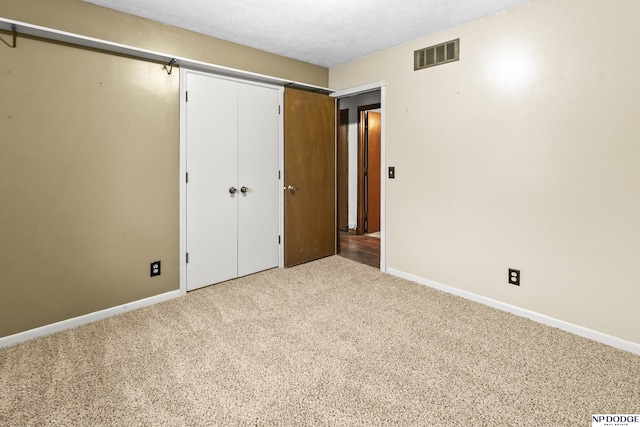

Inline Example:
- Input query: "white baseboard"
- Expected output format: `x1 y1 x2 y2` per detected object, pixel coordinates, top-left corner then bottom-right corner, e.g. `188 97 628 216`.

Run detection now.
387 268 640 356
0 290 182 349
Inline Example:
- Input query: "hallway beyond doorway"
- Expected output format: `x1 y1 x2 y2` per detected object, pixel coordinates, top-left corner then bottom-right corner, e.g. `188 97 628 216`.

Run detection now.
338 231 380 269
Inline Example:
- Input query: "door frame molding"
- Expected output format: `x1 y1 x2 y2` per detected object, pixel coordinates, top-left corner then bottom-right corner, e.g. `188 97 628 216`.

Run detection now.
331 81 387 272
179 67 285 294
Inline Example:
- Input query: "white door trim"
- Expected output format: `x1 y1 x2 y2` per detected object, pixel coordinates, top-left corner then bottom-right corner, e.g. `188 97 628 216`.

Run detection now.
179 68 285 294
331 81 387 272
179 67 188 295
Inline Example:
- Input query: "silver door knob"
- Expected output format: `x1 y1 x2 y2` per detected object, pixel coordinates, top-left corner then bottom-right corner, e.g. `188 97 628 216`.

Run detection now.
229 187 237 194
240 186 249 194
286 185 296 192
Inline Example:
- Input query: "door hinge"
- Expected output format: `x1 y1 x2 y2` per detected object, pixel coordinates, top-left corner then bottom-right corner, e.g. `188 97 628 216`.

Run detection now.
186 172 189 183
278 170 281 180
278 105 281 114
186 252 189 263
278 235 281 244
186 91 189 102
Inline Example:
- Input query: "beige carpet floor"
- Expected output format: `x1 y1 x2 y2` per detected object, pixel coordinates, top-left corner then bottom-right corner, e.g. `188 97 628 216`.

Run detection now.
1 256 639 426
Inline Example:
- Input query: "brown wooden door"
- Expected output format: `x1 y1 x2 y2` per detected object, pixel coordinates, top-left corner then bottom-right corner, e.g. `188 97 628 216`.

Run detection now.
356 104 381 235
284 88 336 266
367 111 381 233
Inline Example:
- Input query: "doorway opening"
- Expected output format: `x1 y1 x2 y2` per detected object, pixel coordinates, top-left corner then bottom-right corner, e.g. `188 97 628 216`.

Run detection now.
335 90 382 269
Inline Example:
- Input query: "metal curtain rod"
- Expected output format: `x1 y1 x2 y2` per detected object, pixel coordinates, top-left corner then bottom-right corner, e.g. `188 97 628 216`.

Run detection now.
0 17 333 93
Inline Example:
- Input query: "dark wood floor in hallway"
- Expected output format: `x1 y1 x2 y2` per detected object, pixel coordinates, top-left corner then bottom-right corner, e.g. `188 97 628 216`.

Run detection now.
338 231 380 268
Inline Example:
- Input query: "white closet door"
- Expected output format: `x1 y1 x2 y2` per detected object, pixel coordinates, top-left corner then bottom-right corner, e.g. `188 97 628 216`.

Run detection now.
237 83 279 277
185 72 280 291
186 73 239 290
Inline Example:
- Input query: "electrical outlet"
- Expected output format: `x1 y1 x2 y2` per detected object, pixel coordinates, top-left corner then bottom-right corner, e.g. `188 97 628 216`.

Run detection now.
150 261 161 277
509 269 520 286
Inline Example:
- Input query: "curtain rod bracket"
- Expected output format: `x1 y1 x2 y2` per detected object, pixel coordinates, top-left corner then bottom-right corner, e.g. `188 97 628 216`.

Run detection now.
11 24 17 48
164 58 176 75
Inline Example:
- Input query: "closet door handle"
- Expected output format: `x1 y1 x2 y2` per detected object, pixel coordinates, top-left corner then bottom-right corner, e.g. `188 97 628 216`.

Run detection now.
229 187 237 194
286 185 296 192
240 186 249 194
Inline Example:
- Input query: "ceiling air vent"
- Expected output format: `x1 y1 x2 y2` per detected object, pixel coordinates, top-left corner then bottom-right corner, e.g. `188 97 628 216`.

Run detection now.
414 39 459 71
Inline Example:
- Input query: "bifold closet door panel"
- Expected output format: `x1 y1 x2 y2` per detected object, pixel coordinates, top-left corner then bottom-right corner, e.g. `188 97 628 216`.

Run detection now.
237 83 280 277
185 74 239 290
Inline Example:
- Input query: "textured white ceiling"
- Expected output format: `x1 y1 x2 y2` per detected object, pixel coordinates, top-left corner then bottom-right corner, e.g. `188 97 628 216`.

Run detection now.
82 0 531 68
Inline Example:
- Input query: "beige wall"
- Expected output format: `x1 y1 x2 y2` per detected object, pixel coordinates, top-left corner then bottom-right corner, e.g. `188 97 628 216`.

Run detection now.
330 0 640 345
0 0 327 338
